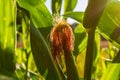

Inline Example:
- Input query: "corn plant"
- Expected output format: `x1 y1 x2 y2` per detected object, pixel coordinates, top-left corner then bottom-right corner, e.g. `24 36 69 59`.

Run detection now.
0 0 120 80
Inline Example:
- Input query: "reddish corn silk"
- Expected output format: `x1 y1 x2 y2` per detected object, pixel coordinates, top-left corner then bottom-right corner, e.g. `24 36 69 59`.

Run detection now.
50 21 74 59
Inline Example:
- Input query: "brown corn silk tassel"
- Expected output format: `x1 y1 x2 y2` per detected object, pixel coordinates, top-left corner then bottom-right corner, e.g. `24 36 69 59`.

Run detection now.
50 21 74 59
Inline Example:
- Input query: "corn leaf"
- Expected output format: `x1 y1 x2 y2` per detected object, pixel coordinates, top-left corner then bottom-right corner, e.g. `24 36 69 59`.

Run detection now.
30 22 62 80
98 1 120 48
17 0 53 28
0 0 16 73
112 50 120 63
101 64 120 80
51 0 62 14
74 23 87 56
83 0 108 29
64 0 77 13
64 51 79 80
0 70 18 80
63 11 84 23
92 32 101 79
98 1 120 63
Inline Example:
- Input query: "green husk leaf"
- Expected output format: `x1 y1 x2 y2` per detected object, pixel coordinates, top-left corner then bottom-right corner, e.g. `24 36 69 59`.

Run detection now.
30 22 62 80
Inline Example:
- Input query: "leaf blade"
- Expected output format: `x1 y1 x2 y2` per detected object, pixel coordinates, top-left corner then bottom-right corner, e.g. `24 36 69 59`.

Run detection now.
0 0 16 73
98 1 120 48
63 12 84 23
51 0 62 14
17 0 53 28
101 64 120 80
30 22 62 80
64 0 77 13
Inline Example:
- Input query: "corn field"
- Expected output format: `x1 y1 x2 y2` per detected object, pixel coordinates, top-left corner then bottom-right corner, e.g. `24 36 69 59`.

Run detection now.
0 0 120 80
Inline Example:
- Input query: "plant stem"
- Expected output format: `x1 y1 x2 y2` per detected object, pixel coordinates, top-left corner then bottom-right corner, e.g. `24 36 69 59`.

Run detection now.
64 50 79 80
84 28 96 80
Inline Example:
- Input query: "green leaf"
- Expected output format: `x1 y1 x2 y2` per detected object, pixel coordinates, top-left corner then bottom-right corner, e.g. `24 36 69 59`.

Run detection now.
0 69 18 80
30 22 62 80
51 0 62 14
17 0 53 28
98 1 120 48
0 0 16 73
74 23 87 56
63 12 84 23
92 32 101 78
64 50 79 80
28 71 40 80
42 0 46 2
38 27 52 42
101 64 120 80
93 32 100 63
83 0 108 29
64 0 77 13
112 50 120 63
